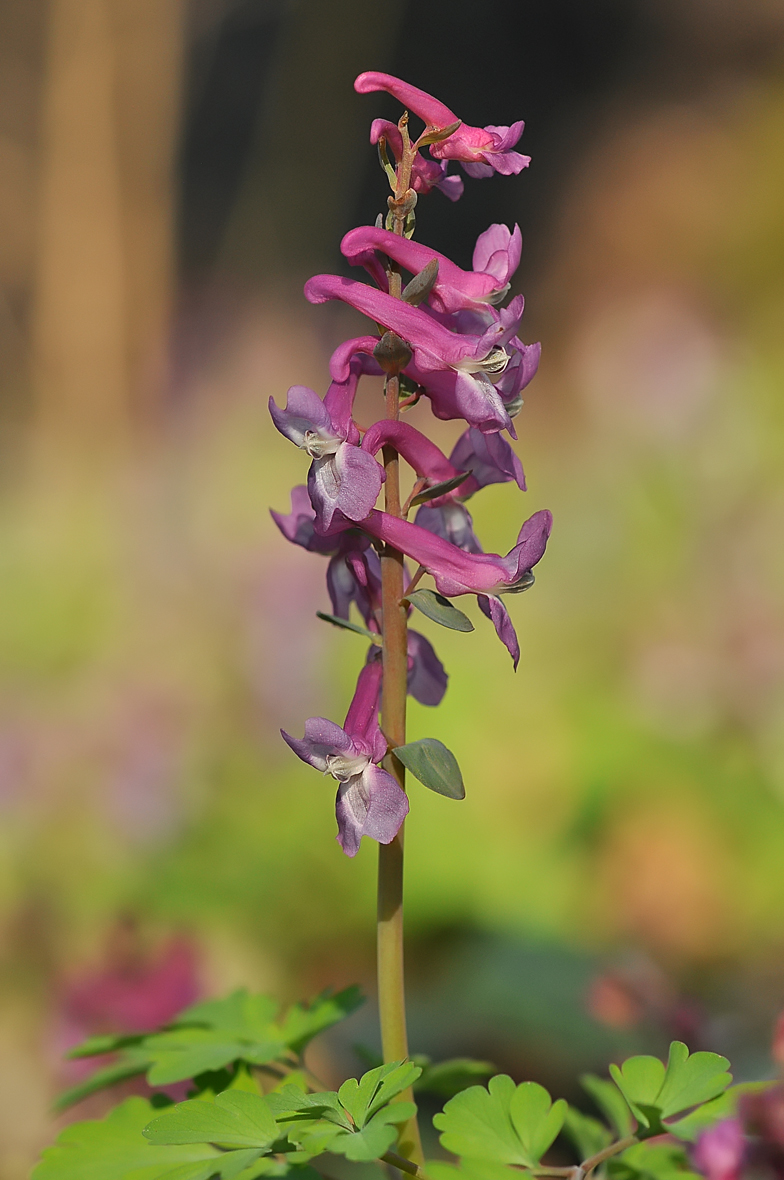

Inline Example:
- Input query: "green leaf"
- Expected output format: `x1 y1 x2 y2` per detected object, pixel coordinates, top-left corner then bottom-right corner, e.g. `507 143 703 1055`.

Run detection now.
666 1081 774 1142
562 1106 613 1160
172 992 280 1038
145 1029 286 1086
406 589 474 632
434 1074 563 1167
608 1044 731 1134
66 1033 146 1060
416 1058 495 1098
581 1074 635 1138
607 1141 698 1180
655 1044 732 1118
394 739 465 800
53 1053 151 1112
276 986 365 1054
509 1082 567 1165
330 1105 416 1162
427 1162 524 1180
315 613 379 643
31 1097 222 1180
409 472 471 508
62 987 365 1106
144 1091 278 1149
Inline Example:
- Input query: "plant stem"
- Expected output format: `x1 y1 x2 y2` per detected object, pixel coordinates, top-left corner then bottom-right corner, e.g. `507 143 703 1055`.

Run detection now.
382 1151 430 1178
377 111 423 1164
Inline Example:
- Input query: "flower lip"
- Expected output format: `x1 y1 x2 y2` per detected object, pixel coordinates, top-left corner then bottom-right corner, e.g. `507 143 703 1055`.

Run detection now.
325 750 371 782
303 429 341 459
455 346 510 377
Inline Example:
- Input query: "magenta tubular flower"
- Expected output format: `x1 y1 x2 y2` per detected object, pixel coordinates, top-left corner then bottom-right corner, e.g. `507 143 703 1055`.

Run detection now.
341 223 521 314
357 507 551 669
282 661 408 858
448 425 526 496
360 508 551 597
268 381 383 530
306 274 526 434
355 72 530 177
693 1120 745 1180
361 420 460 485
371 119 463 201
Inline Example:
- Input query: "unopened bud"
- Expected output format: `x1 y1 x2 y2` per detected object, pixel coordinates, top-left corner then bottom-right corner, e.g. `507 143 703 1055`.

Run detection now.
373 330 412 375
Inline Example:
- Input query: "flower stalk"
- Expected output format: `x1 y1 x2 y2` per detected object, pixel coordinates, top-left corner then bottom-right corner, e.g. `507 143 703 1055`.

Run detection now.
377 110 423 1163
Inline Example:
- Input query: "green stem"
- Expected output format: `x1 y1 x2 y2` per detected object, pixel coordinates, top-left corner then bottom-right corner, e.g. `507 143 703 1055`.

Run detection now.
376 111 423 1165
382 1151 430 1178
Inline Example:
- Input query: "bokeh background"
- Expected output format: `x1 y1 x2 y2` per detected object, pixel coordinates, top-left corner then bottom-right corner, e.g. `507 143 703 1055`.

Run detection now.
2 0 784 1173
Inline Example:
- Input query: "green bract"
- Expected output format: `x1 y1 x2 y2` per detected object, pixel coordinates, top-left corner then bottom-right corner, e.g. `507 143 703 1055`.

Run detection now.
433 1075 566 1166
394 738 465 799
405 588 474 631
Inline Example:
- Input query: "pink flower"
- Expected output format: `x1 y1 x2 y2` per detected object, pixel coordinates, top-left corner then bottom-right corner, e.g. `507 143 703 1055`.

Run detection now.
341 223 522 314
305 274 526 434
355 72 530 178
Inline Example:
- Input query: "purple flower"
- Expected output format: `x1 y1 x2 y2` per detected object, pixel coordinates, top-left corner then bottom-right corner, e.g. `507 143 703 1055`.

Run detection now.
448 426 526 498
362 421 525 506
270 485 341 554
341 223 522 314
281 661 408 857
305 274 526 434
268 381 383 531
412 500 522 668
405 630 448 705
355 72 530 178
693 1120 745 1180
327 543 383 631
271 485 449 702
370 119 463 201
414 502 483 554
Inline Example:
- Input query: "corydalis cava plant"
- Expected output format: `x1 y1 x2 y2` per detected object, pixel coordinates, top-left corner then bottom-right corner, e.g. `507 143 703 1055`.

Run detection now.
267 71 549 1161
34 71 751 1180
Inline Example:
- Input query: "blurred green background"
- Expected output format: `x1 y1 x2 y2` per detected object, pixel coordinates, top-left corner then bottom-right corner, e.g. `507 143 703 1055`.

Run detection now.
2 0 784 1174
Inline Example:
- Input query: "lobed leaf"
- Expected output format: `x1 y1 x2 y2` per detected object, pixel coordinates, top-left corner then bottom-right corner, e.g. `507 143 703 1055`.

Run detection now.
608 1043 732 1134
53 1053 150 1113
607 1141 698 1180
31 1097 221 1180
434 1074 563 1167
508 1082 567 1166
427 1162 526 1180
143 1091 278 1149
57 986 365 1109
